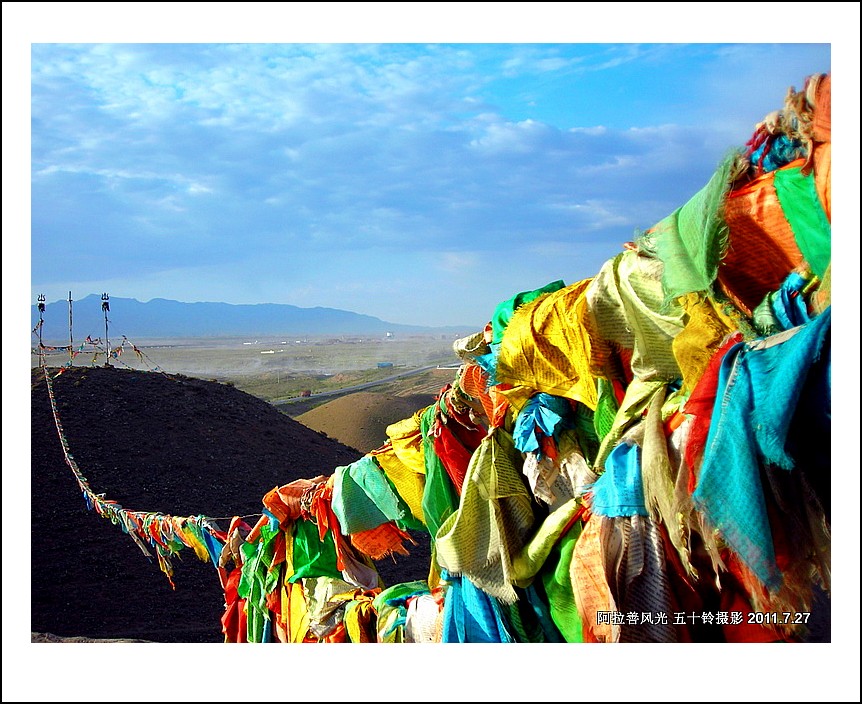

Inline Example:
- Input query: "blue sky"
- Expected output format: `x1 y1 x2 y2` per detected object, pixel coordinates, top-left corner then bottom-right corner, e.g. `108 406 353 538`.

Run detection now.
5 4 862 698
15 9 848 329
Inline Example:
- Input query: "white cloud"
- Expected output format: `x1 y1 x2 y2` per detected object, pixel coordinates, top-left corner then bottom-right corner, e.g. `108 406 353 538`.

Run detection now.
552 199 637 231
468 118 553 153
435 251 480 274
568 125 607 136
28 42 837 328
34 163 216 200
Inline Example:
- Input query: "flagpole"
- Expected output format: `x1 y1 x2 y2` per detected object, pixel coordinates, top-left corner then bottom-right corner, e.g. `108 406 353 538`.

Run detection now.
37 293 46 369
101 293 111 367
68 291 74 364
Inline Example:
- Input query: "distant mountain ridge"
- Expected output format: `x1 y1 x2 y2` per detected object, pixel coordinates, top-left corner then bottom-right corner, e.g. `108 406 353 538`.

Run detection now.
32 294 468 341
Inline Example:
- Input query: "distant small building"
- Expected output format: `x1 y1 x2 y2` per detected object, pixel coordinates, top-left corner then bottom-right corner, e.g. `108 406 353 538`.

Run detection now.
299 389 312 397
377 362 394 368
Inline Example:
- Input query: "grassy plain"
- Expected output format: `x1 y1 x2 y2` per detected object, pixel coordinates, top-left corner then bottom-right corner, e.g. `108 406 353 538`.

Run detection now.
33 332 465 404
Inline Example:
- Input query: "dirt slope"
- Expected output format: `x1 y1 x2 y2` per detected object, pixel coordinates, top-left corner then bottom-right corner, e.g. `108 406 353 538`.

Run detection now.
296 390 437 453
30 365 430 643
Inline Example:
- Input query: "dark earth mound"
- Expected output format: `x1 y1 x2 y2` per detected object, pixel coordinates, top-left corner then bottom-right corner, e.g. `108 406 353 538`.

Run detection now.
31 365 432 643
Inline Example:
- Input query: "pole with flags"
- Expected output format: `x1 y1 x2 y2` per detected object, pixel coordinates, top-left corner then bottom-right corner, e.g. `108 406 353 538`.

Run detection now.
68 291 74 364
37 294 46 368
102 293 111 367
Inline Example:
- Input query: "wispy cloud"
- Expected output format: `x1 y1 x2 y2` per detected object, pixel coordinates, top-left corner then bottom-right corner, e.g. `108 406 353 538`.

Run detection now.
28 41 834 326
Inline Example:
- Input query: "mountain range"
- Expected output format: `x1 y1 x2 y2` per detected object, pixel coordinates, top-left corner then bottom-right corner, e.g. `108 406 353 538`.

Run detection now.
32 294 470 342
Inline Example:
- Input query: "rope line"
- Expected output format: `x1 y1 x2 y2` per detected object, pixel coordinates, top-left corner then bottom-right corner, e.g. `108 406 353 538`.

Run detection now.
42 368 261 587
34 333 173 376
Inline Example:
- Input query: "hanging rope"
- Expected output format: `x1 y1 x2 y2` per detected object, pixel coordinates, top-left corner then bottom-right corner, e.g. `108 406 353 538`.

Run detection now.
41 368 257 587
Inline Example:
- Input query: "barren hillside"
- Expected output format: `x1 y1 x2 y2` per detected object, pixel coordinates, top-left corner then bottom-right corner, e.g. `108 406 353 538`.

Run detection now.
297 391 437 453
31 365 431 642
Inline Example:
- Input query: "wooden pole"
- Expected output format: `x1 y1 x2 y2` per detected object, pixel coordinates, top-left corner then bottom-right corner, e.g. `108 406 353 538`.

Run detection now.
37 294 46 368
101 293 111 367
68 291 74 364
